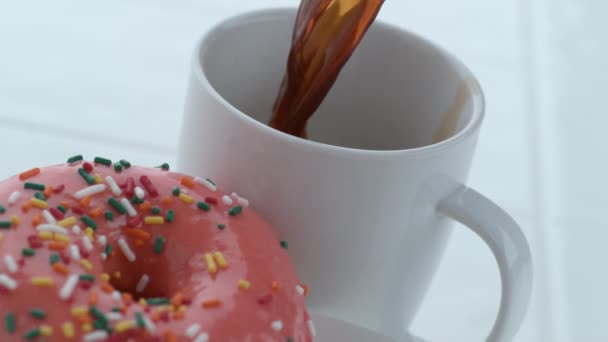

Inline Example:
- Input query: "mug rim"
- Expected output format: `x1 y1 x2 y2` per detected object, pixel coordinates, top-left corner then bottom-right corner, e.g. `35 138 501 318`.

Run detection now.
192 7 486 158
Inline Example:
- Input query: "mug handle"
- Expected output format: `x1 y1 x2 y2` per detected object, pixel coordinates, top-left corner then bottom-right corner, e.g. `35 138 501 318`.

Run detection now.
435 185 533 342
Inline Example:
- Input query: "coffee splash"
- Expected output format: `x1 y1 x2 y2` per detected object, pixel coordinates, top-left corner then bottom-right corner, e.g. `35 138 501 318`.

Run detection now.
269 0 385 138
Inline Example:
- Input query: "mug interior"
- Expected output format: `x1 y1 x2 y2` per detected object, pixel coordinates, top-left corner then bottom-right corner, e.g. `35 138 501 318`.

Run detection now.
200 8 483 150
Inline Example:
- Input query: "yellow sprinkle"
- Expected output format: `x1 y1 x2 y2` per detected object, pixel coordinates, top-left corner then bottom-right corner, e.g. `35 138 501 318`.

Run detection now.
57 216 76 227
238 279 251 290
31 277 54 287
53 233 70 243
79 259 93 272
62 322 75 338
100 273 110 282
81 322 93 332
94 174 103 184
213 251 229 269
178 193 193 204
113 271 121 279
0 233 3 242
178 305 188 313
144 216 164 225
114 320 136 333
204 253 217 274
38 231 54 240
154 306 171 313
70 306 88 316
139 298 148 306
85 227 95 240
40 325 53 337
10 215 19 226
30 198 48 209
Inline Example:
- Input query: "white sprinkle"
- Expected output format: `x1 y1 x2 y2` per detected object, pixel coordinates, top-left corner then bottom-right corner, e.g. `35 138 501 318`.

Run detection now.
37 224 68 235
296 285 305 296
231 192 239 200
69 244 81 261
134 186 145 199
271 320 283 331
3 255 17 274
74 184 107 199
59 274 79 300
83 330 109 342
100 253 107 260
106 312 123 321
180 188 189 194
82 236 94 252
185 323 201 338
98 235 107 246
42 210 56 224
143 316 156 333
194 332 210 342
120 198 137 217
195 177 217 192
308 319 317 337
237 196 250 207
221 195 233 206
105 176 122 196
0 274 18 290
136 274 150 293
118 238 136 262
112 291 122 302
72 225 82 235
8 191 20 205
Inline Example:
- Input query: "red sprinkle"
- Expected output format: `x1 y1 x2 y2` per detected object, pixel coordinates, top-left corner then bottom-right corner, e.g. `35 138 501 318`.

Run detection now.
27 235 43 249
72 206 84 215
140 176 159 198
83 162 94 173
127 215 143 228
257 293 274 305
182 298 193 306
52 184 66 194
160 311 170 322
125 178 135 198
59 250 72 264
77 241 91 258
49 207 65 220
80 282 93 290
18 258 26 267
204 197 219 206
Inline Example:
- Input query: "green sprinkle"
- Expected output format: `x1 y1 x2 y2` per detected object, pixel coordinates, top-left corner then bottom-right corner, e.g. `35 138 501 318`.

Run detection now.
287 339 294 342
228 206 243 216
94 157 112 166
29 308 46 319
108 198 126 215
90 306 108 328
24 328 40 340
146 298 169 306
24 182 45 191
79 274 95 282
280 240 289 249
49 253 60 264
104 244 112 256
197 201 210 212
56 205 66 214
78 168 95 185
112 307 121 313
165 210 175 223
22 248 35 257
0 205 5 214
67 155 83 163
119 159 131 168
153 236 165 254
217 223 225 230
34 192 46 201
113 163 123 173
157 163 170 171
81 216 97 230
130 196 144 205
5 313 16 334
135 312 146 328
151 207 161 215
172 187 180 196
206 178 216 186
104 211 114 221
0 221 11 229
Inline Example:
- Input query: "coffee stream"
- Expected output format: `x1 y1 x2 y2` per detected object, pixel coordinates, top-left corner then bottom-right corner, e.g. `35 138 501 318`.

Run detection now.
269 0 385 138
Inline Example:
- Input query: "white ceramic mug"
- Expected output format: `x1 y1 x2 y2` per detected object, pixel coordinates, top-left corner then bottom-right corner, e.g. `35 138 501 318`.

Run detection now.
177 8 532 342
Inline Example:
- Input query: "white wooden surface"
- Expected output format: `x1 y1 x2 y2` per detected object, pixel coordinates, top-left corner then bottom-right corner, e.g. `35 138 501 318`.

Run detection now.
1 0 605 340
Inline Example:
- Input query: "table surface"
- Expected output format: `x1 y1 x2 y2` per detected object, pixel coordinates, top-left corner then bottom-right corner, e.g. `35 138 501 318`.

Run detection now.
1 0 604 341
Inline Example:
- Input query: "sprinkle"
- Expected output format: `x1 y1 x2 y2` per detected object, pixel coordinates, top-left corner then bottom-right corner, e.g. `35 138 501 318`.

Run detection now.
140 176 159 197
0 205 4 214
178 193 193 204
52 232 69 242
143 316 156 333
34 191 46 201
4 255 17 273
67 155 83 163
217 223 225 230
72 225 82 235
197 201 210 212
228 206 243 216
271 320 283 331
55 217 75 228
135 312 146 328
213 251 228 269
49 252 60 264
104 211 113 221
79 196 92 208
62 322 75 338
104 244 112 256
82 236 94 252
78 168 95 185
52 263 69 275
120 198 137 217
24 328 40 340
8 191 20 205
271 281 281 290
296 285 305 295
24 182 45 191
113 163 123 172
154 236 165 254
69 244 81 260
130 196 144 204
30 308 46 319
5 313 16 334
172 187 180 196
204 253 217 274
80 216 97 230
114 320 135 333
165 210 175 223
201 298 221 309
144 216 164 225
79 259 93 271
118 238 136 262
31 277 54 287
238 279 251 290
180 177 195 189
71 306 88 316
221 195 233 206
22 248 35 257
75 184 107 199
238 196 250 207
0 274 18 290
10 215 19 226
83 330 109 342
97 235 107 246
280 240 289 249
185 323 201 338
0 221 10 229
308 320 317 336
119 159 131 168
49 241 68 250
49 207 65 220
37 223 68 235
0 233 2 241
194 333 210 342
149 207 160 215
106 312 123 321
257 293 273 305
94 156 112 166
19 167 41 181
195 177 217 192
135 186 145 199
146 297 169 306
136 274 150 293
30 197 48 209
105 176 122 196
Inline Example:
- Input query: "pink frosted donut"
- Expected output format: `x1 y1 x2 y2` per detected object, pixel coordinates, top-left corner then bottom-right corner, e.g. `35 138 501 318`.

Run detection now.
0 156 314 341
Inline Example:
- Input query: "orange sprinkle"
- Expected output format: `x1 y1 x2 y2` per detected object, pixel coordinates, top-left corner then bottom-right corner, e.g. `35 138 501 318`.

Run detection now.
271 281 281 291
75 314 92 324
126 228 151 240
21 202 31 213
201 299 221 309
89 291 98 306
172 311 185 320
48 241 69 250
19 167 41 181
88 207 103 218
120 306 128 314
122 293 134 306
101 282 114 293
303 284 309 296
52 263 70 276
43 187 53 199
161 196 173 206
171 293 184 307
79 196 91 208
165 329 177 342
32 213 42 227
150 312 161 323
180 176 195 189
60 201 71 209
139 201 152 212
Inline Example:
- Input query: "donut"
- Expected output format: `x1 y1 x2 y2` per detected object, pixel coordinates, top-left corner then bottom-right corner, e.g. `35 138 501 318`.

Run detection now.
0 156 314 341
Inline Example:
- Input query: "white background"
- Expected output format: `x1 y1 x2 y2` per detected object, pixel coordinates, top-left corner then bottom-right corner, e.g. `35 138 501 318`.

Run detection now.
0 0 605 341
